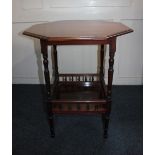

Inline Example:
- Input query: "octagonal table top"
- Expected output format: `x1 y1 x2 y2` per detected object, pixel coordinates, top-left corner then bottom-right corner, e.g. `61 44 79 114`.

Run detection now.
23 20 133 44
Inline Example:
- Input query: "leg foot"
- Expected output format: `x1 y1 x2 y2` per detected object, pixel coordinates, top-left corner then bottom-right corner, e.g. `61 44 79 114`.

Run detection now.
104 116 109 139
104 130 108 139
49 115 55 138
50 128 55 138
102 114 110 139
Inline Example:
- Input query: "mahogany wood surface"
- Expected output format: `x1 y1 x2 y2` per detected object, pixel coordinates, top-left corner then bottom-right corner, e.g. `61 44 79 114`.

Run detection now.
23 20 133 44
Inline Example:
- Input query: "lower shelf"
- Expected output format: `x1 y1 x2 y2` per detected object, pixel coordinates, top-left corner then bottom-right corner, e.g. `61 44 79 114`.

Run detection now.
51 110 107 114
50 73 107 114
51 100 107 114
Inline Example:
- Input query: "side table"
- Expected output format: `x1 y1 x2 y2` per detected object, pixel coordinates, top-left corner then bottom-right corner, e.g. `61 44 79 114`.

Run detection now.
23 20 133 138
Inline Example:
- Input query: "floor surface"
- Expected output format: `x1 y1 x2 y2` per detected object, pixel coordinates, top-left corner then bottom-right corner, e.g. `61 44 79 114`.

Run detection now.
13 85 143 155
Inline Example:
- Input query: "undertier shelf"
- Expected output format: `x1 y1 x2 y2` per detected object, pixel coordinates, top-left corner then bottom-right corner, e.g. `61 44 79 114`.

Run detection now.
51 100 107 114
50 73 107 114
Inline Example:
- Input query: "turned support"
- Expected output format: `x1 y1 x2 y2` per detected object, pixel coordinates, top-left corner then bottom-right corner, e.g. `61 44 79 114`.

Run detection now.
52 45 59 99
53 45 59 77
40 39 55 137
99 45 105 98
100 45 105 76
40 40 51 97
107 38 116 101
104 38 116 138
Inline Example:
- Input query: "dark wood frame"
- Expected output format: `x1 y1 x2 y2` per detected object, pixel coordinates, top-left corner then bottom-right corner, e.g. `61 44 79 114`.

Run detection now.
40 37 116 138
23 21 133 139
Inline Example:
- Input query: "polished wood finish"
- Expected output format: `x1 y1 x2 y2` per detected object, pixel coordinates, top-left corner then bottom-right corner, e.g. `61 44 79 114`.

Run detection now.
40 40 51 97
23 20 133 45
23 20 133 139
104 38 117 138
40 39 55 137
52 45 59 99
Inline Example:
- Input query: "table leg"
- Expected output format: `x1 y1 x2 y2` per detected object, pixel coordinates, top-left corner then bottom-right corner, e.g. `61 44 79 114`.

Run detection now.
99 45 105 98
104 38 116 138
53 45 59 99
40 40 55 137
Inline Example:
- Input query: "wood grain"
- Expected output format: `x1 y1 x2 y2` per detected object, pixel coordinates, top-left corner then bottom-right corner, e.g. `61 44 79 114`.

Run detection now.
23 20 133 44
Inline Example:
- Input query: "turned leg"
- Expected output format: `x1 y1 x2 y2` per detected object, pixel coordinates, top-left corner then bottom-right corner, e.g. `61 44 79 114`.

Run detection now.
99 45 105 99
99 45 108 138
104 38 116 138
40 39 55 137
53 45 59 99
